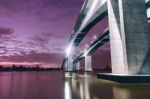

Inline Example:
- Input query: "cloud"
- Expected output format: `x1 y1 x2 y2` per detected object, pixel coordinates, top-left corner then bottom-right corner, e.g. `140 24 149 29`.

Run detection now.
31 32 54 44
0 46 6 49
32 36 49 44
0 51 64 66
28 32 68 53
0 0 84 67
0 27 14 37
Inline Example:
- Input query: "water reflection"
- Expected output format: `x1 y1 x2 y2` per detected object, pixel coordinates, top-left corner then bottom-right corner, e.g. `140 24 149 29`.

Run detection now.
0 72 150 99
113 84 150 99
0 72 64 99
64 72 150 99
64 73 91 99
113 86 130 99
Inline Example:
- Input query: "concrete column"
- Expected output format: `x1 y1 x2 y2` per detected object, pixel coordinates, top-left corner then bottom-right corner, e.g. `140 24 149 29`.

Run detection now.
76 62 80 71
67 55 74 71
85 55 92 71
73 62 76 71
64 61 68 71
108 0 150 74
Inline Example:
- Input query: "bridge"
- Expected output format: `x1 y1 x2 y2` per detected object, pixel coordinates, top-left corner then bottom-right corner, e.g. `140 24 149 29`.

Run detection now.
62 0 150 82
73 28 109 71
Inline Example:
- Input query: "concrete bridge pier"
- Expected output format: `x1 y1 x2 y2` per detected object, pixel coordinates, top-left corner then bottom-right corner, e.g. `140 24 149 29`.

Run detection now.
108 0 150 74
73 61 80 71
63 60 68 71
85 55 92 71
66 55 74 71
76 62 80 71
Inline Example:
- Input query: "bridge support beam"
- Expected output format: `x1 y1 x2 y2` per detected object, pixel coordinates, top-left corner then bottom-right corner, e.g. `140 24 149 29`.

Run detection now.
73 61 80 71
108 0 150 74
64 60 68 71
66 55 74 71
76 62 80 71
85 55 92 71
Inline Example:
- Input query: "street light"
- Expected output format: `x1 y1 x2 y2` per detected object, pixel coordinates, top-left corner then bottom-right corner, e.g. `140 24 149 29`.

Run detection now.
66 45 72 57
93 35 97 39
85 44 88 48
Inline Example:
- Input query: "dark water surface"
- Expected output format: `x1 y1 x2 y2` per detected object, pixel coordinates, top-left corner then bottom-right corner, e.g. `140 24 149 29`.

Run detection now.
0 71 150 99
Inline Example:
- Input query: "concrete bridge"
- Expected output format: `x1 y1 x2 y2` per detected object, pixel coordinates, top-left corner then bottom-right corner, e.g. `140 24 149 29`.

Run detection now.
62 0 150 80
73 28 109 71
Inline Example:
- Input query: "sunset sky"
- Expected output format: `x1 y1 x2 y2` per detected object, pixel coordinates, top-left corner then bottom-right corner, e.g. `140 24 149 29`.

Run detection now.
0 0 111 68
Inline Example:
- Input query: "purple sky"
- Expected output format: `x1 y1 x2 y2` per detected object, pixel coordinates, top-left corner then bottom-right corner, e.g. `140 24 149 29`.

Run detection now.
0 0 111 68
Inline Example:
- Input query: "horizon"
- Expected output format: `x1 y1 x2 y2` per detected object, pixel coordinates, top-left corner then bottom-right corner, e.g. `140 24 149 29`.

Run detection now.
0 0 111 69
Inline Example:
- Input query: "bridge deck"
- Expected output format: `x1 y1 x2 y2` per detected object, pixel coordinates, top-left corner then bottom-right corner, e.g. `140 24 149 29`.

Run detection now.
73 28 109 63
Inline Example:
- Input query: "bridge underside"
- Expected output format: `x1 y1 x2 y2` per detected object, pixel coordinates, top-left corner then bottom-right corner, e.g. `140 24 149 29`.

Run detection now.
62 0 150 83
72 1 108 46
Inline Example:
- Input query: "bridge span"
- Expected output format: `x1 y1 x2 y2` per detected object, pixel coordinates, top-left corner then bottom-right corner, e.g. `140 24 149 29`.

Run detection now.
62 0 150 82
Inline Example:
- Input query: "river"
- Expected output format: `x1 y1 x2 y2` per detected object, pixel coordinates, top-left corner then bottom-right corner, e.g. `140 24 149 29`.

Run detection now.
0 71 150 99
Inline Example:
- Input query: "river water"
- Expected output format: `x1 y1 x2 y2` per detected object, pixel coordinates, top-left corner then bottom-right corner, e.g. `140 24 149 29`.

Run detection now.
0 71 150 99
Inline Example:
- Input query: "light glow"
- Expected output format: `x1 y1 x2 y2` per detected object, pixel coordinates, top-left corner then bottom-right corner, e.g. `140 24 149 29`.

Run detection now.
146 0 149 3
93 35 97 39
85 44 88 48
147 8 150 18
84 51 88 57
64 81 72 99
66 45 72 57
